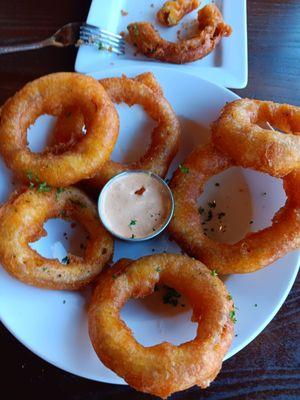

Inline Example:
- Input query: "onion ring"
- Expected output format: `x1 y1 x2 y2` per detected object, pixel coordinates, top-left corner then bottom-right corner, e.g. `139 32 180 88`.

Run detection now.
127 4 232 64
51 73 180 189
88 254 234 398
157 0 200 26
0 186 114 290
0 72 119 187
211 99 300 177
169 142 300 274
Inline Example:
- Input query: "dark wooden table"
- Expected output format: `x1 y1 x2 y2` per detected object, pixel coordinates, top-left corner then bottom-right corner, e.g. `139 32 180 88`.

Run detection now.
0 1 299 399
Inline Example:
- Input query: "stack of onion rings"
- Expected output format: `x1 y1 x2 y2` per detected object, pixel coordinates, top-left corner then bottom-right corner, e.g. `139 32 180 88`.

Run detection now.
212 99 300 177
128 3 232 64
88 254 234 398
157 0 200 26
0 186 113 290
0 72 119 187
51 73 180 189
169 142 300 274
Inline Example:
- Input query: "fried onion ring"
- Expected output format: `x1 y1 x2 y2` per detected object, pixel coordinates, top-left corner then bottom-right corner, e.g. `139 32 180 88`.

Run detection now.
212 99 300 177
88 254 234 398
157 0 200 26
128 4 232 64
0 72 119 187
51 73 180 189
169 142 300 274
0 187 113 290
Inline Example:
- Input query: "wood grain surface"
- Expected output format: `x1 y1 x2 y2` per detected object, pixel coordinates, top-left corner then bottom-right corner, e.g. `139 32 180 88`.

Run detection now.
0 1 299 399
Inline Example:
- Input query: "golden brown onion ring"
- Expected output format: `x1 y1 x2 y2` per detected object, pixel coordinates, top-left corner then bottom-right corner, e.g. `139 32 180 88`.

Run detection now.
0 73 119 187
169 142 300 274
128 4 232 64
157 0 200 26
88 254 234 398
0 187 113 290
212 99 300 177
52 73 180 189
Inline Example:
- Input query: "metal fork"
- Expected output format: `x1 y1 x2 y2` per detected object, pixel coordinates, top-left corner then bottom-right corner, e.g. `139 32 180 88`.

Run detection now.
0 22 125 55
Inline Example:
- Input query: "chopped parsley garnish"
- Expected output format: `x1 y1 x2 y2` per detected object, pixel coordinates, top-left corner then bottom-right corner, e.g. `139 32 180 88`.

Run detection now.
211 270 218 277
61 256 70 265
27 170 40 189
27 171 33 181
227 294 232 301
208 200 216 208
229 309 237 323
199 206 205 215
60 210 67 218
37 182 51 193
163 286 181 307
133 24 139 36
206 210 213 222
129 219 137 226
155 267 161 272
179 164 189 174
27 170 39 183
56 187 65 200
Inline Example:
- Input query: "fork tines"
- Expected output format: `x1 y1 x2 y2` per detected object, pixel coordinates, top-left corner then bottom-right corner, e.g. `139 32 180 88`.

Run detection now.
80 23 125 55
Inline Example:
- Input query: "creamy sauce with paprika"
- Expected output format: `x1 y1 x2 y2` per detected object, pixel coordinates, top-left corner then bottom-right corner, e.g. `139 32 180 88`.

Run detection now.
99 172 172 239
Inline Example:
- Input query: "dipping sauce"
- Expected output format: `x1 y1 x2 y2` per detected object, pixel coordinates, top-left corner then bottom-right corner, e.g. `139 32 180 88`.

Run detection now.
98 171 174 240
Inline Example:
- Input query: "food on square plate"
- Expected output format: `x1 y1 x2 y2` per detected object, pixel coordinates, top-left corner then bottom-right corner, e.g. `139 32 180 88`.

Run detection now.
0 187 113 290
88 254 234 398
52 73 180 189
157 0 200 26
212 99 300 177
98 171 173 240
127 3 232 64
169 142 300 274
0 72 119 187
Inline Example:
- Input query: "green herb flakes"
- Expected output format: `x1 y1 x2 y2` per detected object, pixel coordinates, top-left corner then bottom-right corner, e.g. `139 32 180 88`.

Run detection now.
37 182 51 193
61 256 70 265
56 187 65 200
179 164 189 174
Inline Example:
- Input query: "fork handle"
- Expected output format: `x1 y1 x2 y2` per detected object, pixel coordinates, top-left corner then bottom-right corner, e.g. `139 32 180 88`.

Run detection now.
0 38 54 54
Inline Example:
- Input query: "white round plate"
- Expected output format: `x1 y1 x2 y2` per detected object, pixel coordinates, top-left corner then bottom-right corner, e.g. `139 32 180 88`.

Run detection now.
0 66 299 384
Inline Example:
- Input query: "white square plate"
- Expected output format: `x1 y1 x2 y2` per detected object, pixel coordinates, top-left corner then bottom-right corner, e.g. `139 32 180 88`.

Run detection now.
75 0 248 89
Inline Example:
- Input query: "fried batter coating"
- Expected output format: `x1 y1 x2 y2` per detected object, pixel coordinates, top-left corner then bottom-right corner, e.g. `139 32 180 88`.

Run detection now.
169 142 300 274
0 187 113 290
89 254 234 398
128 4 232 64
157 0 200 26
212 99 300 177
